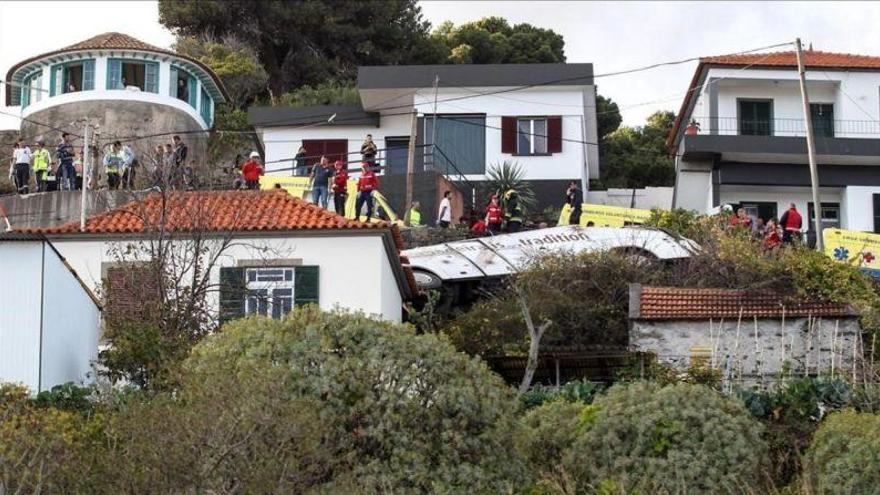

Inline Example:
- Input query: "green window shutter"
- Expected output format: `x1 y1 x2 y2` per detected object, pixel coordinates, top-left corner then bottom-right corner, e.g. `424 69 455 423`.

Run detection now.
200 88 212 127
20 77 29 108
294 266 319 307
219 267 246 324
107 59 121 89
169 67 178 97
82 59 95 90
187 75 197 108
50 65 62 96
145 62 159 93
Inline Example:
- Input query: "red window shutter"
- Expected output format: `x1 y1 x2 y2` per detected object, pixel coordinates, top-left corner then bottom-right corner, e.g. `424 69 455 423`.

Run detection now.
501 116 517 153
548 116 562 153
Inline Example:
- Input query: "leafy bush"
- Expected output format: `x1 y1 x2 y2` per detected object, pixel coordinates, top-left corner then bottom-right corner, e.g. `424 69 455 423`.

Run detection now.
519 400 592 492
520 379 604 409
178 308 526 492
804 410 880 494
562 382 768 493
33 382 96 413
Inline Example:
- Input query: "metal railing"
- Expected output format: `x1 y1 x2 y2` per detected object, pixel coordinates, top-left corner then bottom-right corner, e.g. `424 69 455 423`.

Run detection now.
689 116 880 138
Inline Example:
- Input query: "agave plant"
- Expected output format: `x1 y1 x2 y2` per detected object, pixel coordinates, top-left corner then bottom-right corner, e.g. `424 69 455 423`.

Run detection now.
485 160 536 213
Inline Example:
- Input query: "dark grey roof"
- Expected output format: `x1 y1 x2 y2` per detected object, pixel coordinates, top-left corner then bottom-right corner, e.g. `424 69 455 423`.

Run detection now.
248 105 379 128
0 232 45 241
358 63 593 89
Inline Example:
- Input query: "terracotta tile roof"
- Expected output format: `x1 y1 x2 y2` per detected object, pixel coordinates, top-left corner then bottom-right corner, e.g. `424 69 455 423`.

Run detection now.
61 32 168 53
667 49 880 152
702 50 880 69
17 189 387 235
630 285 856 320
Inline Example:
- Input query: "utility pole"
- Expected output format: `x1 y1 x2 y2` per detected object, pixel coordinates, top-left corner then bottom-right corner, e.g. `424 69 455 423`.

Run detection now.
795 38 824 251
80 121 90 232
405 108 417 223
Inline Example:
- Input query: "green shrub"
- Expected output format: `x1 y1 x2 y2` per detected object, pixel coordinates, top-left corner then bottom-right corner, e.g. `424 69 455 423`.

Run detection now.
563 382 768 493
520 379 604 409
519 400 594 492
805 410 880 494
181 308 527 492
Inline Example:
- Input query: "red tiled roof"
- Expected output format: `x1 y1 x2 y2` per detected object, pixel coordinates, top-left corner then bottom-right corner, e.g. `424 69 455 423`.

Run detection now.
702 50 880 69
630 285 856 320
17 189 386 235
61 32 169 53
666 49 880 152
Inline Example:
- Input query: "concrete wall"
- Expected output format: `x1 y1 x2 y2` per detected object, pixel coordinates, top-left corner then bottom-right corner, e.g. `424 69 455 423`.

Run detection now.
586 187 673 210
50 233 404 322
631 316 861 384
1 190 137 230
842 185 880 232
21 99 207 167
672 157 713 211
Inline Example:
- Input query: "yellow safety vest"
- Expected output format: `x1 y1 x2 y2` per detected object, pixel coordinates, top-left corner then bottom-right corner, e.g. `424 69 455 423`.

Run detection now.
409 208 421 226
33 148 51 172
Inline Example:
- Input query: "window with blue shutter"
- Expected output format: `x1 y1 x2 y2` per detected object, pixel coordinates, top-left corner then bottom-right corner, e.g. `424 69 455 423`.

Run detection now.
82 59 95 90
219 266 319 323
145 61 159 93
107 59 122 90
294 266 319 307
20 83 29 108
169 67 178 97
219 267 246 325
187 75 197 108
50 65 63 96
200 88 212 126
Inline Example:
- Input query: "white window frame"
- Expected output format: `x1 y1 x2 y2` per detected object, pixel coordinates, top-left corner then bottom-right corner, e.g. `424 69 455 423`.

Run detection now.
244 267 296 319
516 117 548 155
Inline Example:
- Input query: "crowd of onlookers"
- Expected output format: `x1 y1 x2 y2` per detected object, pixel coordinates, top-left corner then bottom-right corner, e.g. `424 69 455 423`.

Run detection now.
729 202 804 251
7 134 191 194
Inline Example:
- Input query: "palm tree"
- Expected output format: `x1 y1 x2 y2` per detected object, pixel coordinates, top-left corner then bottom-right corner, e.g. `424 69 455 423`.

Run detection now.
485 160 536 213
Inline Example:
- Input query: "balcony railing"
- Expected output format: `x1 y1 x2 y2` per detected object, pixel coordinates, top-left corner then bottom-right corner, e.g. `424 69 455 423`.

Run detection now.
689 116 880 139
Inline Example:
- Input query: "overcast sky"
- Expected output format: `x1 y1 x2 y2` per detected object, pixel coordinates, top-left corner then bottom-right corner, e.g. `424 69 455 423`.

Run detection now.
2 1 880 130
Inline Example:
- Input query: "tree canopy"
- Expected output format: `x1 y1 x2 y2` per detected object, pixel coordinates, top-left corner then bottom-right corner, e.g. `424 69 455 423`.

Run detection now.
158 2 567 97
598 109 676 189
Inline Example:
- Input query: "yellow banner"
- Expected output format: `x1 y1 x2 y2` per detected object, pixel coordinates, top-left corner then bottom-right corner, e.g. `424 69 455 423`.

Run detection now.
823 228 880 273
558 203 653 228
259 176 399 223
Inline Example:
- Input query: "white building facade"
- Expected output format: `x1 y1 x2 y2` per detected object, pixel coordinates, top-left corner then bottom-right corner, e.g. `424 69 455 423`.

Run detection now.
0 235 101 392
669 50 880 239
250 64 599 211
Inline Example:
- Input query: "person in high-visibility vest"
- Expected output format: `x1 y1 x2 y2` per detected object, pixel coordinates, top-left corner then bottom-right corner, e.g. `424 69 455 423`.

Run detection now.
103 141 124 190
355 162 379 222
503 189 523 232
32 139 52 192
407 201 422 227
485 194 503 234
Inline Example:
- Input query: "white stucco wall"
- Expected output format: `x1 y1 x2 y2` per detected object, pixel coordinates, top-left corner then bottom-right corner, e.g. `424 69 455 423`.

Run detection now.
842 186 880 232
0 242 43 390
691 67 880 137
259 85 597 183
672 157 713 212
39 247 100 391
49 233 404 322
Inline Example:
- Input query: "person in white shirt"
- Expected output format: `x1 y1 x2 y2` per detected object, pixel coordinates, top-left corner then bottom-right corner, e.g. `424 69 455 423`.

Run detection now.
437 190 452 228
10 138 33 194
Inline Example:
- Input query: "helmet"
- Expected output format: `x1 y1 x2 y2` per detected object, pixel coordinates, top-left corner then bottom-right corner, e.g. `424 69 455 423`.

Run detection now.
249 151 260 159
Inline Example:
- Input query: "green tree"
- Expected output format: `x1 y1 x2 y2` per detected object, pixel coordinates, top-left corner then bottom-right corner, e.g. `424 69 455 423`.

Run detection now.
276 80 360 108
563 382 768 493
159 0 440 94
804 410 880 494
599 110 676 188
174 35 268 109
432 17 565 64
596 94 622 139
177 308 527 492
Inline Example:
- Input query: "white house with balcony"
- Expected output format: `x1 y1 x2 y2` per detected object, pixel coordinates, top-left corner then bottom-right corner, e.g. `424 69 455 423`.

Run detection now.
3 32 227 161
669 49 880 240
249 64 599 213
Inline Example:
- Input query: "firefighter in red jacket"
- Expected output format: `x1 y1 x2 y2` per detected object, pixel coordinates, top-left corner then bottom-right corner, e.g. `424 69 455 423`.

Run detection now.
485 194 503 234
355 162 379 222
779 202 803 244
332 160 349 216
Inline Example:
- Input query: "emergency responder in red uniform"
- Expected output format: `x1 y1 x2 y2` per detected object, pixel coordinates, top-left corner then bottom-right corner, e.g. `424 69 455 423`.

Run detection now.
779 202 803 244
355 162 379 222
332 160 349 216
485 194 503 234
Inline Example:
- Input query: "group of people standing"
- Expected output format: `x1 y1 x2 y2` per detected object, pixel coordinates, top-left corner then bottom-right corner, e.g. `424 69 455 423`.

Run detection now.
8 133 80 194
150 135 190 189
730 202 803 251
309 157 379 221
